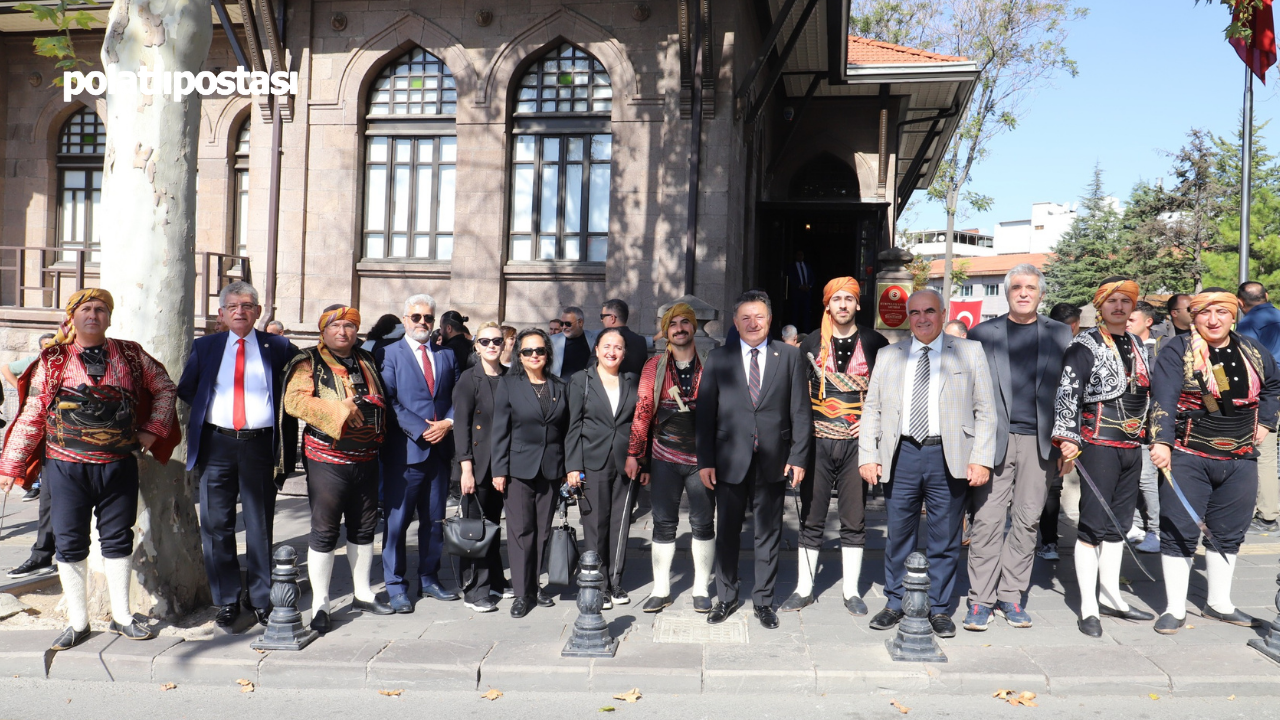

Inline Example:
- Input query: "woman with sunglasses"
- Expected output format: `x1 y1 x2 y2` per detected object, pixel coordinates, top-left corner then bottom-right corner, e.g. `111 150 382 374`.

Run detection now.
491 328 570 618
566 327 640 609
452 322 513 612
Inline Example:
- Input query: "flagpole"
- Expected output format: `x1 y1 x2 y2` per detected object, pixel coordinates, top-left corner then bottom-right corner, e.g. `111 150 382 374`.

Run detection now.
1241 64 1254 285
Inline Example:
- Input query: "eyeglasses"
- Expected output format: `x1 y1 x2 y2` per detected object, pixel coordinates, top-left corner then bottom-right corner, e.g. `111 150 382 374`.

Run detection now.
600 313 617 321
519 347 548 357
476 337 501 347
406 313 435 325
222 303 257 312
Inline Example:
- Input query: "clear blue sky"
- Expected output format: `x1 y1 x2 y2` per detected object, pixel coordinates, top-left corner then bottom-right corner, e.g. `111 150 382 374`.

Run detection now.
908 0 1280 234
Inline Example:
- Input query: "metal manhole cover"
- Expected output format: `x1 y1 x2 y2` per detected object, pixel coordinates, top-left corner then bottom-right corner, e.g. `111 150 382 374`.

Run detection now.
653 614 749 644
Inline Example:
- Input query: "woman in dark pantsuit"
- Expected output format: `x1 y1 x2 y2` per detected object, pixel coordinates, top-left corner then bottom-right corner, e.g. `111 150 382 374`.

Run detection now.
567 328 640 609
491 328 570 618
453 322 512 613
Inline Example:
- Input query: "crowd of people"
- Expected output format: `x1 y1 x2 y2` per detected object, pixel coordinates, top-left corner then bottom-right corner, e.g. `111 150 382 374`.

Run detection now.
2 265 1279 651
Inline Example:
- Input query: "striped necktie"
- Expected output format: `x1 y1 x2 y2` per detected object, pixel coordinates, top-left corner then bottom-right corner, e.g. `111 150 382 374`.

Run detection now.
909 346 931 442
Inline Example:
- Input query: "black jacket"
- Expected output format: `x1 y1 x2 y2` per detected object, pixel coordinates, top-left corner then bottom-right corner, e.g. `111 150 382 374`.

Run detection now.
695 339 813 484
566 366 639 473
452 364 507 479
796 325 890 377
595 326 650 377
490 373 570 480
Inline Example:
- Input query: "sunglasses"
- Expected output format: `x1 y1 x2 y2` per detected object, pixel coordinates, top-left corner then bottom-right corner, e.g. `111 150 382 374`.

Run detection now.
519 347 548 357
406 313 435 325
600 313 617 321
476 337 502 347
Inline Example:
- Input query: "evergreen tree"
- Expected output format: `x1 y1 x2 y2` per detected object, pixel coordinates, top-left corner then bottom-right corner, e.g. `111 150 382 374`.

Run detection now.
1202 120 1280 287
1044 167 1129 307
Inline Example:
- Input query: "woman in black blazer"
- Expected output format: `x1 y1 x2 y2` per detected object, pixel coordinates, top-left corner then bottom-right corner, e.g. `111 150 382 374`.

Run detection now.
453 322 511 613
567 328 640 608
491 328 570 618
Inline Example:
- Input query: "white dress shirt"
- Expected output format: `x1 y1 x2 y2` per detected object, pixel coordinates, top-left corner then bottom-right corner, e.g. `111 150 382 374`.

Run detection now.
209 330 274 430
900 334 944 438
739 338 769 386
404 335 438 389
604 381 620 416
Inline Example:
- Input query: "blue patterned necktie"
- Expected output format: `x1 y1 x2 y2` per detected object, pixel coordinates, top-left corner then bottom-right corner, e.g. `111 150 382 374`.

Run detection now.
910 346 931 442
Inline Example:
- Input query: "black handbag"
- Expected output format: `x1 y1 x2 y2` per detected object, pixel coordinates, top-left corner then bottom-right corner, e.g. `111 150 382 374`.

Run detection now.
442 494 500 560
544 496 580 586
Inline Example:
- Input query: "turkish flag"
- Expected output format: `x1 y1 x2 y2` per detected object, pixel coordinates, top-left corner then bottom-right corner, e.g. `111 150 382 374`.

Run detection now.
1232 0 1277 83
949 300 984 330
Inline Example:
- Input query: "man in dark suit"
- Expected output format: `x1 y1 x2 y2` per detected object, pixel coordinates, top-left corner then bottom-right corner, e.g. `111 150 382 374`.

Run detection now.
786 250 815 332
962 265 1072 631
599 298 650 377
378 293 460 611
177 281 295 630
697 289 813 629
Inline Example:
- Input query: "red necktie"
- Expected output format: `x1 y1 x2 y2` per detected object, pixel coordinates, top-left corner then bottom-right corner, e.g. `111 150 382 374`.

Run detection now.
420 344 436 395
232 338 246 430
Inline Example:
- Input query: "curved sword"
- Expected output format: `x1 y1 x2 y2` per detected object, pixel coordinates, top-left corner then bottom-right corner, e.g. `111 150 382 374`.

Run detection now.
1160 466 1230 564
1071 458 1156 581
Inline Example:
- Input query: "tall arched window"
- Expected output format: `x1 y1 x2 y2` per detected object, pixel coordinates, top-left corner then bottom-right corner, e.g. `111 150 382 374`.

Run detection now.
57 107 105 263
508 43 613 263
362 47 457 260
231 118 251 256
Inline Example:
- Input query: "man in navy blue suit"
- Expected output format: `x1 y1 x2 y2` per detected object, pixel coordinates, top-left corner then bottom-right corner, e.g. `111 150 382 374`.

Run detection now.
177 281 296 630
378 293 461 610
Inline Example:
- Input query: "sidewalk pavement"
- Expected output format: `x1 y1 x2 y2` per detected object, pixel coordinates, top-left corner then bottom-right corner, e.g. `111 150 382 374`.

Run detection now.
3 480 1280 696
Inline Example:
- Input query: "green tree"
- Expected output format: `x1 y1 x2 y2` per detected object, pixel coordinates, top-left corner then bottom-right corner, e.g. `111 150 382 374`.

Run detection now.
1044 167 1129 307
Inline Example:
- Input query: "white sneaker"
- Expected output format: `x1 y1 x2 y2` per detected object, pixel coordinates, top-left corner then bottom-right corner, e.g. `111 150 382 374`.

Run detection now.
1126 526 1145 543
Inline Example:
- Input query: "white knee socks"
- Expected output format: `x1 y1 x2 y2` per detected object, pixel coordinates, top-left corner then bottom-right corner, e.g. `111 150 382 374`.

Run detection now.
347 542 376 603
1097 540 1130 612
795 547 820 598
650 541 676 598
308 548 335 616
57 560 89 632
691 538 715 598
1206 552 1238 615
1074 540 1100 619
102 556 135 625
1162 555 1193 620
842 547 864 600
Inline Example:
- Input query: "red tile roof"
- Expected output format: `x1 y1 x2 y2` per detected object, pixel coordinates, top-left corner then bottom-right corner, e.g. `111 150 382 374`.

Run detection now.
928 253 1051 278
847 36 969 65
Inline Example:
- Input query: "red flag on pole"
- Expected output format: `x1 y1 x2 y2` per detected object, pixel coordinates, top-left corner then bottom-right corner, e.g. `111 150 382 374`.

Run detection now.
1232 0 1277 83
948 300 984 330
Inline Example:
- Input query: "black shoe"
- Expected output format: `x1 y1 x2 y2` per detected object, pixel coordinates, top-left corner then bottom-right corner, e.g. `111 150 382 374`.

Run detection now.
311 610 331 634
50 626 91 651
1251 515 1280 533
1202 606 1262 627
779 592 813 612
464 596 499 613
869 607 904 631
707 599 742 624
692 596 713 613
536 589 555 607
420 580 460 601
352 598 395 615
510 596 533 618
754 604 780 629
21 486 39 502
1154 613 1185 635
1077 616 1103 638
108 617 154 640
844 596 868 616
1099 605 1155 622
389 593 413 614
611 587 630 605
642 596 672 613
214 602 241 628
7 556 55 579
929 614 957 638
253 607 271 626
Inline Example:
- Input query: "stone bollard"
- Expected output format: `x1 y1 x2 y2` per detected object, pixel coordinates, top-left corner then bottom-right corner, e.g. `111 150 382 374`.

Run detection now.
562 551 618 658
251 545 319 652
886 551 947 663
1247 562 1280 663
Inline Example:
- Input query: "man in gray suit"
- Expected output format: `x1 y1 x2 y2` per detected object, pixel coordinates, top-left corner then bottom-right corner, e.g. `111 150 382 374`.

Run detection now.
550 306 599 378
962 264 1072 631
859 289 997 637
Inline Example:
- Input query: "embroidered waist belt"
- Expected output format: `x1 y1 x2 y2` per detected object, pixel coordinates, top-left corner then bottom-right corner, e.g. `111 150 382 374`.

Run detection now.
305 401 384 452
46 384 139 453
1177 409 1258 459
654 408 697 456
1089 391 1148 443
812 388 863 440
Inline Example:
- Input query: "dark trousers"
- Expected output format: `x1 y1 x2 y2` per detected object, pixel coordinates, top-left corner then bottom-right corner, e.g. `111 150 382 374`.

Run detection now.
382 453 450 594
580 456 636 586
1039 475 1063 547
799 438 866 549
714 454 785 606
197 428 277 608
1160 452 1257 557
1076 444 1142 545
45 457 138 563
649 459 715 543
505 474 558 598
307 459 378 553
29 473 55 563
459 478 508 603
882 441 967 615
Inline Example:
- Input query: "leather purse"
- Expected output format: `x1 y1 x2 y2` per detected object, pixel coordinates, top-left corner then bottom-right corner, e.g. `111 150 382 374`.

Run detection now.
543 495 580 586
442 495 500 560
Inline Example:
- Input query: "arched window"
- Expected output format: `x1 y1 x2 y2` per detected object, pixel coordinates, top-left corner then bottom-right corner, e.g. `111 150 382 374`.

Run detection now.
362 47 457 260
231 118 250 256
508 43 612 263
57 107 105 263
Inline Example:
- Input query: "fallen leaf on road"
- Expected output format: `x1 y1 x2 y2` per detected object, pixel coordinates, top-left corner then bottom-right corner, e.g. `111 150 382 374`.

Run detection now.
1010 691 1038 707
599 707 615 713
160 683 176 691
994 690 1014 700
981 644 992 647
378 689 403 697
1148 693 1159 700
1186 625 1195 629
890 699 910 714
240 683 255 693
481 689 503 701
613 688 642 704
235 678 252 686
254 648 266 654
1229 695 1236 701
